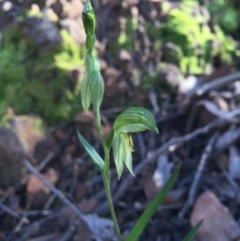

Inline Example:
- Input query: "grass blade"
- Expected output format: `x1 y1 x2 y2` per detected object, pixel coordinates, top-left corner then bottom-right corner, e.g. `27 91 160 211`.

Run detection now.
181 219 203 241
125 163 182 241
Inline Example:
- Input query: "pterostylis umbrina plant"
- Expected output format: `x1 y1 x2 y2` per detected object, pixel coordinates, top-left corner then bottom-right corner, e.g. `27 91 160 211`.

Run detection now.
78 1 203 240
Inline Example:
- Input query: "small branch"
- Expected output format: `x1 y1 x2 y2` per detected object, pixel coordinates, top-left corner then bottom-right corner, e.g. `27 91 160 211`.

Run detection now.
178 133 218 219
24 161 86 222
189 71 240 96
58 224 76 241
0 201 21 220
37 127 74 171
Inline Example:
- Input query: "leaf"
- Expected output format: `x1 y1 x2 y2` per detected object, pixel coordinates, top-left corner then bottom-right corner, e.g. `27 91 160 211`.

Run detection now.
114 107 158 134
91 71 104 110
80 72 91 111
77 131 104 172
121 133 134 176
106 129 114 150
90 56 101 72
124 163 182 241
181 219 203 241
113 132 124 179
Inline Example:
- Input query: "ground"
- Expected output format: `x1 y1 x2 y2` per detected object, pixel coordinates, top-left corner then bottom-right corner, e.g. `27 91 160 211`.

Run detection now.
0 0 240 241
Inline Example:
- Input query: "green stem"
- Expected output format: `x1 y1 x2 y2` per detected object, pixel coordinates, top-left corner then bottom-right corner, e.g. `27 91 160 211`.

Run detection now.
103 176 123 241
93 107 122 241
93 107 110 177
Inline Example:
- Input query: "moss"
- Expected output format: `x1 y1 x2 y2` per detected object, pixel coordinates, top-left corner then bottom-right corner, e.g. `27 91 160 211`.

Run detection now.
118 16 138 49
207 0 239 34
147 1 236 74
108 14 138 56
0 19 85 125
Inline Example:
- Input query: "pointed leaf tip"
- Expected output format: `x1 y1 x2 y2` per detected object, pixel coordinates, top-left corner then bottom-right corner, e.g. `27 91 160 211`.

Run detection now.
182 219 203 241
77 131 104 172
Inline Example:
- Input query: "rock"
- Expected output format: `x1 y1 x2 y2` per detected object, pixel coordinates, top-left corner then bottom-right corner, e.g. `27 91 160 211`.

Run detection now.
0 127 27 188
0 115 53 188
27 168 58 208
20 15 62 48
63 0 83 19
10 115 45 155
46 0 63 17
158 64 183 88
60 18 85 44
190 191 240 241
119 49 132 61
47 0 83 19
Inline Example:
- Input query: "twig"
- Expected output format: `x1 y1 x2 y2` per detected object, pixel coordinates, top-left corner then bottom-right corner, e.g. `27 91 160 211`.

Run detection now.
22 233 60 241
213 126 240 156
0 201 21 220
24 161 86 222
178 133 218 219
37 127 74 171
218 164 239 191
190 71 240 96
4 127 75 197
17 213 58 241
58 225 76 241
18 210 52 217
7 214 29 240
43 193 57 209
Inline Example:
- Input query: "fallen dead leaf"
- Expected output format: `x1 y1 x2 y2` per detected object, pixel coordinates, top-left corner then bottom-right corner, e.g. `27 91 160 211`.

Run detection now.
27 168 58 194
190 191 240 241
80 199 97 214
142 175 159 201
74 182 89 201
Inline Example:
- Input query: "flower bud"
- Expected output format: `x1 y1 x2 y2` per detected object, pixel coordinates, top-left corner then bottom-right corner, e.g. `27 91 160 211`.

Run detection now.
113 132 134 179
82 0 96 36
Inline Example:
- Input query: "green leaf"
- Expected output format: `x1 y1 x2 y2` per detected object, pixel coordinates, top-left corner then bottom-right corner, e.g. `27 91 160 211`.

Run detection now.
113 132 124 179
122 134 134 176
181 219 203 241
90 56 101 72
106 129 114 150
80 72 91 111
125 163 182 241
82 0 96 36
77 131 104 172
91 71 104 110
114 107 158 134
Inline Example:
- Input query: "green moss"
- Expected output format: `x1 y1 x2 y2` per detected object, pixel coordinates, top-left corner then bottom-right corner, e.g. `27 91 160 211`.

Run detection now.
147 1 236 74
0 19 85 125
108 14 138 56
118 16 138 49
207 0 239 34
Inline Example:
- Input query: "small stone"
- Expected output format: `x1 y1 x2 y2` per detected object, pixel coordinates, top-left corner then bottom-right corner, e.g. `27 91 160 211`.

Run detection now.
190 191 240 241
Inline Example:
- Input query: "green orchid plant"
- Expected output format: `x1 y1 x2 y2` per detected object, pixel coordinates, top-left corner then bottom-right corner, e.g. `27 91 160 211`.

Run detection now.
78 1 203 240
